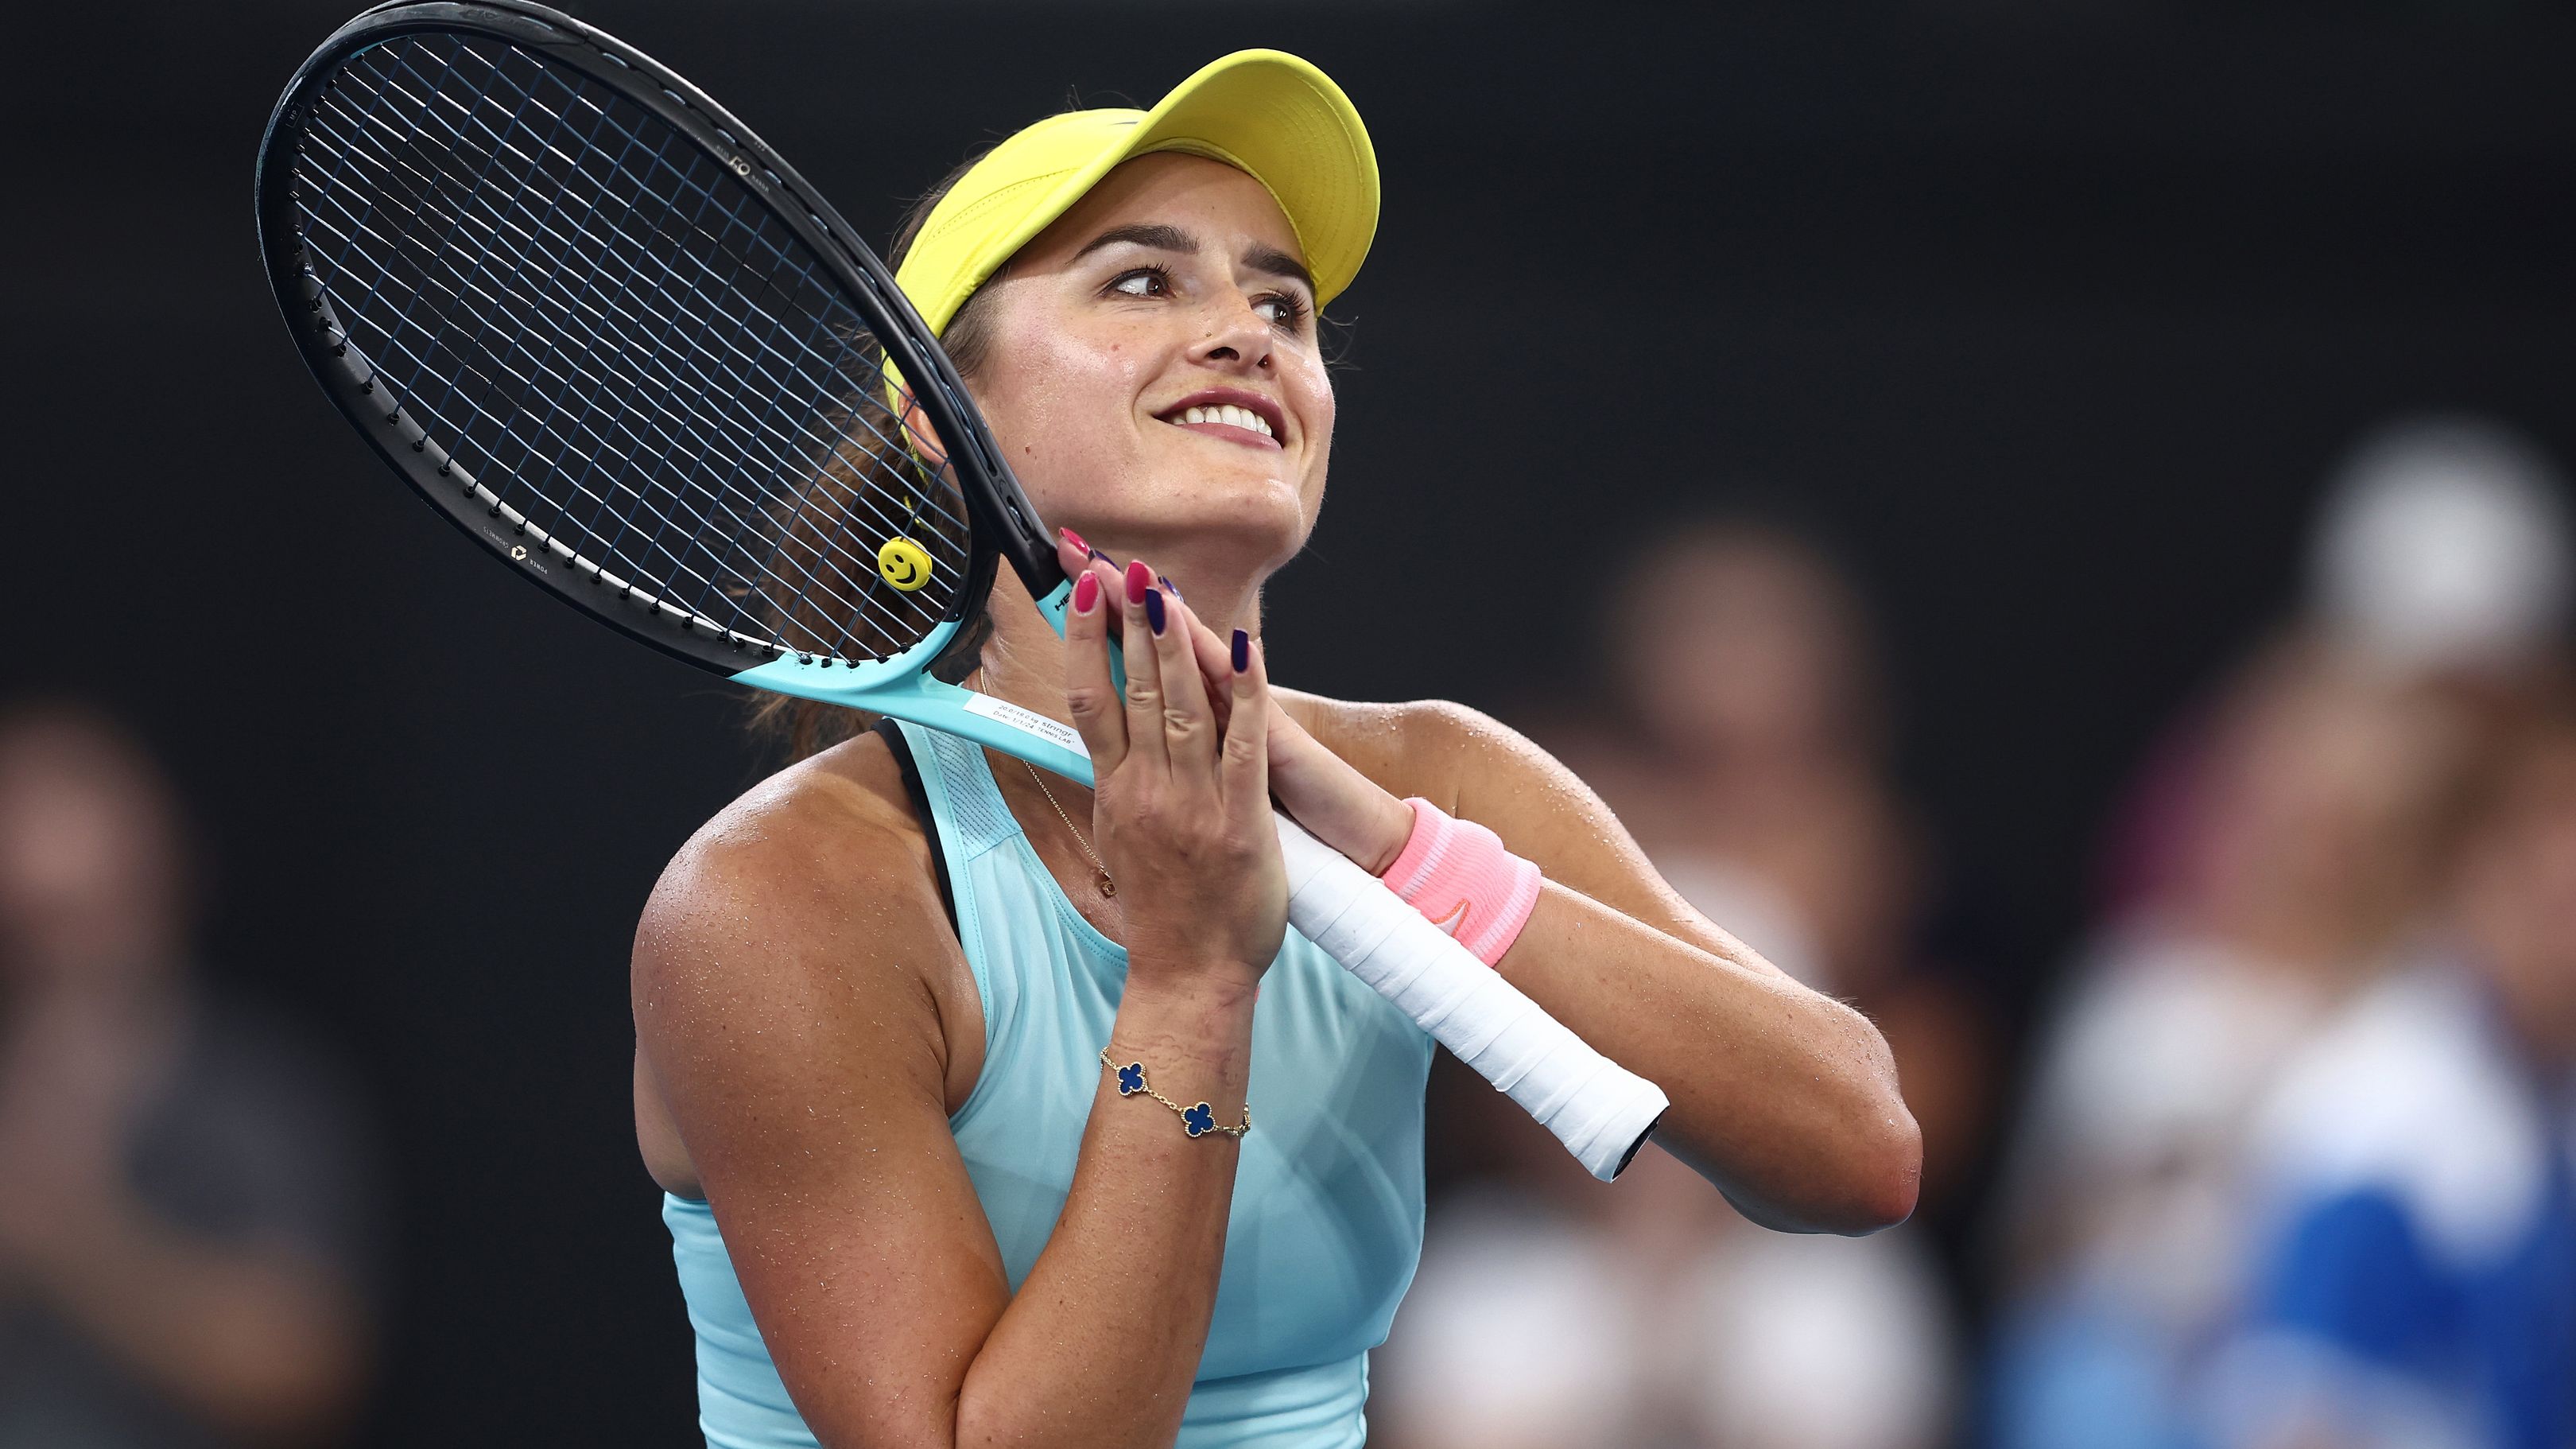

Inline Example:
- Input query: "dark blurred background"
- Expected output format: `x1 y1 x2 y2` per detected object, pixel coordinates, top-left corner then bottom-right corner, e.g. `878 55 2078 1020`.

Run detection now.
6 1 2574 1444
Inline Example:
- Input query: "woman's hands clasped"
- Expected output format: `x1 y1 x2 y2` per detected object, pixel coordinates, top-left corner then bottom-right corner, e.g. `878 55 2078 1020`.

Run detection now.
1065 556 1286 989
1056 535 1418 880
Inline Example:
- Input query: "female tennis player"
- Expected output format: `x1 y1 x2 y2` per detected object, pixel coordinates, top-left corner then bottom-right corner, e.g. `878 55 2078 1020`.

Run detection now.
630 51 1919 1449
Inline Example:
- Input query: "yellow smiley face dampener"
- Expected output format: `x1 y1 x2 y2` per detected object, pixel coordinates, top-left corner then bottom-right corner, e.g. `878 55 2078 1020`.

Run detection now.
877 538 933 591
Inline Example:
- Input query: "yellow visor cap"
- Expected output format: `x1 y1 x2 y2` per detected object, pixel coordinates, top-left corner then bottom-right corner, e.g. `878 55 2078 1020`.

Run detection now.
894 49 1378 338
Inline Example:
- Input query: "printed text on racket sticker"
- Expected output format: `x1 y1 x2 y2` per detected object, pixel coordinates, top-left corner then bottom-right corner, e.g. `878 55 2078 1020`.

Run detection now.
963 695 1084 754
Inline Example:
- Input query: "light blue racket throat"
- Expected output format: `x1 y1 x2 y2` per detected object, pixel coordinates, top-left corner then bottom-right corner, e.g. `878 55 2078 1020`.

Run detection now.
728 577 1101 785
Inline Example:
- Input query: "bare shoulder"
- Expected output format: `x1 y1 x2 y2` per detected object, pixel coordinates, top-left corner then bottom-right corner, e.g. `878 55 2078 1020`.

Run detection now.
1278 690 1569 814
627 734 1014 1440
633 732 935 992
631 730 975 1188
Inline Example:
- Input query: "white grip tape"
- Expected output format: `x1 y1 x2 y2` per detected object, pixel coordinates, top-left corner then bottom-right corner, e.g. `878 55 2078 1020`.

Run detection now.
1274 819 1669 1181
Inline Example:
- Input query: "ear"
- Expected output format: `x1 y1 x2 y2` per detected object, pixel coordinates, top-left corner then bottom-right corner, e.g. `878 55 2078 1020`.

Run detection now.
898 389 951 472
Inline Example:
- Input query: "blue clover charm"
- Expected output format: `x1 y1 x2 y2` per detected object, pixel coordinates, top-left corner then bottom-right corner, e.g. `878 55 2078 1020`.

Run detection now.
1182 1102 1217 1137
1116 1062 1146 1096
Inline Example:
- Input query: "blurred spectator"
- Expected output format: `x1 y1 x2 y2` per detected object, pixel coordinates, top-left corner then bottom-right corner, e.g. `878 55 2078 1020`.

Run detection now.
0 704 378 1447
2102 415 2570 918
1376 1142 1953 1449
2200 705 2576 1449
1378 520 1973 1449
1579 521 1997 1219
1990 645 2482 1449
1991 415 2566 1449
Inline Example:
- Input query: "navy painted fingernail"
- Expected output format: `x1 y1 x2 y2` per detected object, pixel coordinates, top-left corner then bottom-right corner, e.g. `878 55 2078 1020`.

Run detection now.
1088 547 1109 564
1144 587 1167 635
1158 573 1180 598
1232 628 1250 673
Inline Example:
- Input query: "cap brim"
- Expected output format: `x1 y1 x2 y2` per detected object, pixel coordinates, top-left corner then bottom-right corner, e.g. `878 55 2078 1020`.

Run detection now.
1119 50 1378 306
896 49 1377 339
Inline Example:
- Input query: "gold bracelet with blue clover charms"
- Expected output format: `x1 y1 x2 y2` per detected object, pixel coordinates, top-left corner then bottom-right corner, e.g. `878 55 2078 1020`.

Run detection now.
1099 1047 1251 1138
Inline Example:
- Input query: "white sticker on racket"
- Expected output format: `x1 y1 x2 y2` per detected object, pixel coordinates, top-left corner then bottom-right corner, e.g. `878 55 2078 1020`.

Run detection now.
964 693 1086 754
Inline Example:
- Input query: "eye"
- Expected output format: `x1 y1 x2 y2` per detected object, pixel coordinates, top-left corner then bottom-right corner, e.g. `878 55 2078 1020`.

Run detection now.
1254 291 1311 331
1106 266 1174 299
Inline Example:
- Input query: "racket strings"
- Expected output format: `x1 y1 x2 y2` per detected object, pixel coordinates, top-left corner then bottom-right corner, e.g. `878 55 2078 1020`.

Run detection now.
324 39 925 646
314 41 924 649
289 31 971 665
302 78 898 644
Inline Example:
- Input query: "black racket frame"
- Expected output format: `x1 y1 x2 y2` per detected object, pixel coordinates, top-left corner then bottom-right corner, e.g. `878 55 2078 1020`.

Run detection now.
254 0 1065 678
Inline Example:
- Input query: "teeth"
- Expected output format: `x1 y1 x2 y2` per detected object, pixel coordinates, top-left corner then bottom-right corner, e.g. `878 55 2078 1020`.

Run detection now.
1172 403 1274 438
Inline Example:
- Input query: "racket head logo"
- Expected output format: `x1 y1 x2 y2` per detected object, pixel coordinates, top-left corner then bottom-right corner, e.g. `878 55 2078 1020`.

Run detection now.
878 538 934 591
727 155 751 177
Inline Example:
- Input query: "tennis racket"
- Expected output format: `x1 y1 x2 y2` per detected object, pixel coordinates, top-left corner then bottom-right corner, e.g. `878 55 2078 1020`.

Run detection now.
254 0 1665 1179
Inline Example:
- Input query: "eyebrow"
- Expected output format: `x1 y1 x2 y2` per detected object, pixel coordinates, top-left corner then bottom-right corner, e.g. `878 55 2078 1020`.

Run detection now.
1073 223 1317 297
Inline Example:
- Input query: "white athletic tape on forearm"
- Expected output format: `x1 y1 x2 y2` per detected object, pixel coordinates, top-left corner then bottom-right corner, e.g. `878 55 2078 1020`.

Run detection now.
1274 818 1669 1181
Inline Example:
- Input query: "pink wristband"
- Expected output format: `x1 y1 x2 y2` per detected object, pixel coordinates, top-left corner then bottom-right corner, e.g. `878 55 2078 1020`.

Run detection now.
1379 798 1544 967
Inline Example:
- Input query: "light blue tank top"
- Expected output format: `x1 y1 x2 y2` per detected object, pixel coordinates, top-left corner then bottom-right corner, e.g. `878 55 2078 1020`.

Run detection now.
664 720 1433 1447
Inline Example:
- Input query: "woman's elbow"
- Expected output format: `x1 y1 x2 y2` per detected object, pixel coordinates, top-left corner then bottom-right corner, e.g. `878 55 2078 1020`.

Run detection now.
1751 1100 1919 1238
1781 1010 1924 1235
1833 1097 1922 1235
1702 1077 1922 1237
1821 1011 1923 1233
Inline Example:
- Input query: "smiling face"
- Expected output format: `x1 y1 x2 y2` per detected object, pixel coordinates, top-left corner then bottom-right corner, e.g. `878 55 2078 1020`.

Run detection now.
959 153 1333 574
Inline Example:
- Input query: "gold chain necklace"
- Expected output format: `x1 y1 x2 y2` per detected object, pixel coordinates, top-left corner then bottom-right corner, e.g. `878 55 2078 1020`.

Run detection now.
964 666 1115 900
1021 759 1116 899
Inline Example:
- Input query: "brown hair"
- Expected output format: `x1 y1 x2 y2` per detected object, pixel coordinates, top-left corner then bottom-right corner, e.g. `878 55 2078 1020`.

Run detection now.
747 147 1010 763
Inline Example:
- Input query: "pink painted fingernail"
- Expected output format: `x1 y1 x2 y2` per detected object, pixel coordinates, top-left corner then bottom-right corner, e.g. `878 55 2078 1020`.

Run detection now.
1124 559 1154 605
1058 525 1088 554
1073 572 1100 613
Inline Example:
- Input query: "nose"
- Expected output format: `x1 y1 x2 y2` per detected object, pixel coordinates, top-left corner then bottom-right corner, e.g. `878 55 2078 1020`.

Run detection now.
1186 293 1275 375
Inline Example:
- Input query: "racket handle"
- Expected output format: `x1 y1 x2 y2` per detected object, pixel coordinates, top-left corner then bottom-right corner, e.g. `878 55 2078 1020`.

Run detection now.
1272 818 1668 1181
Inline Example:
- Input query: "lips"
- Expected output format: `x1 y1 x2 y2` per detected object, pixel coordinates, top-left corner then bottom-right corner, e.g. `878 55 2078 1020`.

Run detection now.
1155 388 1286 449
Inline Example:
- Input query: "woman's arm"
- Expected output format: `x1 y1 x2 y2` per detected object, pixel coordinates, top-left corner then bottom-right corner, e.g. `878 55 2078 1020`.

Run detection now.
1045 539 1917 1234
1290 697 1921 1236
635 565 1283 1449
637 833 1251 1449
